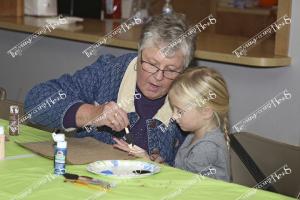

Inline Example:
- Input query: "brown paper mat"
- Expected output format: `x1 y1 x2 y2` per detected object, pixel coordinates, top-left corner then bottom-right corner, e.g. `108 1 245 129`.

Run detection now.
16 137 135 165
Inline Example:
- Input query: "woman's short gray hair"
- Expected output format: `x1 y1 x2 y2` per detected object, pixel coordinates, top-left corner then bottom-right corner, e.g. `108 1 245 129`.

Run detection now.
138 13 196 68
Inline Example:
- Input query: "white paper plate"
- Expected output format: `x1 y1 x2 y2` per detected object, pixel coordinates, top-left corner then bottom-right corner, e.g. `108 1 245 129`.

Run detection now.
87 160 161 178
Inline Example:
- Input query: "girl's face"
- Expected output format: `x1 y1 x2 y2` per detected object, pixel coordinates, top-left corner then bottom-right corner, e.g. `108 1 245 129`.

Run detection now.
170 95 214 133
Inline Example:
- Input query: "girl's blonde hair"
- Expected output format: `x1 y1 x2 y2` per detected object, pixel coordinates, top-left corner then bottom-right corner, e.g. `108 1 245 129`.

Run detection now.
168 67 230 144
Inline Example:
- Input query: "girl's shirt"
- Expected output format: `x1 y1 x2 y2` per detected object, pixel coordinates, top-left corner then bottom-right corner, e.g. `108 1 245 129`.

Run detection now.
174 128 231 182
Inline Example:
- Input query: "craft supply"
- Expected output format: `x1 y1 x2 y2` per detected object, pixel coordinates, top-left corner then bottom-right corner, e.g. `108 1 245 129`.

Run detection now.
63 173 113 189
87 160 161 178
0 126 5 160
125 127 129 134
64 179 107 191
17 137 135 165
52 131 65 143
124 127 134 145
132 170 151 174
9 105 19 136
54 134 67 175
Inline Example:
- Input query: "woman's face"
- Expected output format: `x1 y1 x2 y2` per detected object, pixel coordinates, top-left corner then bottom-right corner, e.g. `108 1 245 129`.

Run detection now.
136 47 184 100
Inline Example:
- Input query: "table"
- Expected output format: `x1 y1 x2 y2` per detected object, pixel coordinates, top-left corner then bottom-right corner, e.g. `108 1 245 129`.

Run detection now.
0 119 294 200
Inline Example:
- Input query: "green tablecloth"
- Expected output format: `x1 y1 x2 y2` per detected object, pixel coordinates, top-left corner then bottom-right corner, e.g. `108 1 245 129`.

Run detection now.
0 119 294 200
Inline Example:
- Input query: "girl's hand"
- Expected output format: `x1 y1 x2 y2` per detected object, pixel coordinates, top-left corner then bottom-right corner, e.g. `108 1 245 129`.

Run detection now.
149 149 165 164
113 138 149 159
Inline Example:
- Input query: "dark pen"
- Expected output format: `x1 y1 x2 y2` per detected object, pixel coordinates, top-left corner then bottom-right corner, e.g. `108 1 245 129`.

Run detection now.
124 127 134 146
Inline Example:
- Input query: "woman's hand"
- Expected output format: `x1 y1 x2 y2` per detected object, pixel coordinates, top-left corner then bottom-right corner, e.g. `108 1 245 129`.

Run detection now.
95 101 129 131
76 101 129 132
113 138 149 159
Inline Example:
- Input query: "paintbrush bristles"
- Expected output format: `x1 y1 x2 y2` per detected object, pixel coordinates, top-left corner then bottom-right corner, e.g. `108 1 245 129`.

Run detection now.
63 173 79 180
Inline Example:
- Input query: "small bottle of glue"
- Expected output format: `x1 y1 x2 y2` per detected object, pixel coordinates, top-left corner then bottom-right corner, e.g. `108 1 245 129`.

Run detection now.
0 126 5 160
9 105 19 136
52 132 67 175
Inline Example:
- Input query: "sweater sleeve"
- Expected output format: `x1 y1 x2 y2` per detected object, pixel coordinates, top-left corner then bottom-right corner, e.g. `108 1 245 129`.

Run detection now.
63 102 84 128
23 54 117 129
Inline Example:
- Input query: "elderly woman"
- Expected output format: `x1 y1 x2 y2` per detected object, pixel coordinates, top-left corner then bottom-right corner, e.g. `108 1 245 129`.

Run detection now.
24 13 196 165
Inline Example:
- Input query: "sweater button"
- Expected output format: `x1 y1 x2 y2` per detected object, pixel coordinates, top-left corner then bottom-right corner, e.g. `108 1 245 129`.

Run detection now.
149 121 156 128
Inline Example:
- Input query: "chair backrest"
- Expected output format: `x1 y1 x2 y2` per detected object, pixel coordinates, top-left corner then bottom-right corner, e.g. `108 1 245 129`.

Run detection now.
0 87 7 101
230 132 300 198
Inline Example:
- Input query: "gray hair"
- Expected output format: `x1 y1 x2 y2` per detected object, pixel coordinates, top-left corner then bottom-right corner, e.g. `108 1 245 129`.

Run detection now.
138 13 196 68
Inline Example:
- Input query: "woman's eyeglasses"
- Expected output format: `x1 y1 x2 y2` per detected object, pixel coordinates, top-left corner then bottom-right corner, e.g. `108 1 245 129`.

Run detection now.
140 52 182 80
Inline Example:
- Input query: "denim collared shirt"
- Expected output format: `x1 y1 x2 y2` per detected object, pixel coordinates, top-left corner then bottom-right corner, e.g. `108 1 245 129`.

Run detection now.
24 53 186 165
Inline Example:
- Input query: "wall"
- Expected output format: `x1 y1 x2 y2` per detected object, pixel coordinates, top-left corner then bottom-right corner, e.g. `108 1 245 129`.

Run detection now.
0 32 135 101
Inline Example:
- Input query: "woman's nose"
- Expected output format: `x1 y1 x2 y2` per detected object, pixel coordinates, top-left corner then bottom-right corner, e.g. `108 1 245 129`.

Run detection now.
153 70 164 81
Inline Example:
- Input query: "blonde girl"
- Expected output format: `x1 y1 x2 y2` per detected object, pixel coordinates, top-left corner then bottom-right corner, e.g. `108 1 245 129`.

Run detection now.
169 67 231 181
113 67 231 181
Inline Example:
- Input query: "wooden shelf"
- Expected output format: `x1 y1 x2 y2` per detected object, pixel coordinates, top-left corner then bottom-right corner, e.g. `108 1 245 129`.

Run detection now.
0 16 291 67
217 6 275 16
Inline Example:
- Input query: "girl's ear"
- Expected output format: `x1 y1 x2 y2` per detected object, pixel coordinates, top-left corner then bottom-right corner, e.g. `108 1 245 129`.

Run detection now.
201 107 214 120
